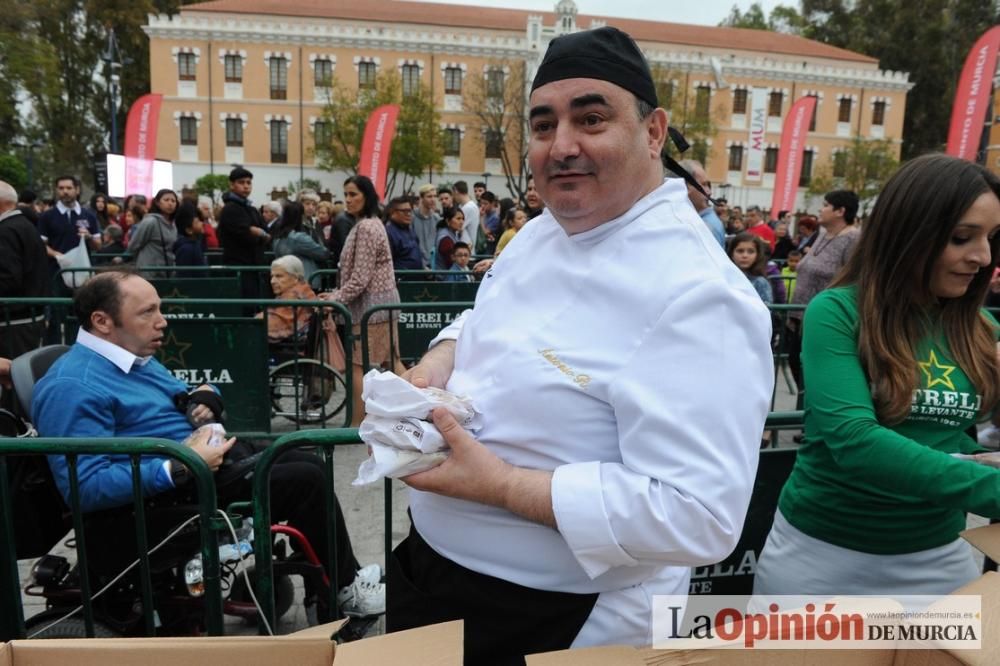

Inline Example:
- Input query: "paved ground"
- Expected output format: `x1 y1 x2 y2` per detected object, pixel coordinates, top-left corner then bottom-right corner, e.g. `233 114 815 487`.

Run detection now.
15 368 990 638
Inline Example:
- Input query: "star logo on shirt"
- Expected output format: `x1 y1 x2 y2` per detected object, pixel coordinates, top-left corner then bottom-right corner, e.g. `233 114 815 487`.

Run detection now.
156 331 193 368
919 350 957 391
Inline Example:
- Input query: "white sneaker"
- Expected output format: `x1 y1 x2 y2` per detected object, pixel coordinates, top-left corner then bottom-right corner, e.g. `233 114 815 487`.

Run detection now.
337 572 386 617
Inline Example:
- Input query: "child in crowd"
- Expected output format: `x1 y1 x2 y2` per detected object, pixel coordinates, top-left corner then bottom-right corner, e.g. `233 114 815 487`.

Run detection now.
728 232 773 304
172 201 207 266
494 207 527 257
445 242 474 282
782 249 802 302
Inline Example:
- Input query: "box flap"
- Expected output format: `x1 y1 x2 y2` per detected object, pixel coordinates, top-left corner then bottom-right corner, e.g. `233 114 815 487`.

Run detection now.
333 620 462 665
960 524 1000 562
0 643 11 666
286 619 349 640
6 636 334 666
528 647 896 665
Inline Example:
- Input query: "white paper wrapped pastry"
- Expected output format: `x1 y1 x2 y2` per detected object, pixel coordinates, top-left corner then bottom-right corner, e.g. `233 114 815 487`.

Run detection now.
361 369 480 429
352 442 449 485
359 415 447 453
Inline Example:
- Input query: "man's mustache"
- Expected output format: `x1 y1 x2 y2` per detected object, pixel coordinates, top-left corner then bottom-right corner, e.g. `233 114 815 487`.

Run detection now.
545 159 596 177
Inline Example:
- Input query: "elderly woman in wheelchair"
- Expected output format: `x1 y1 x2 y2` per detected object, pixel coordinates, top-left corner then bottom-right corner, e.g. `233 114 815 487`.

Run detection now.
259 256 348 424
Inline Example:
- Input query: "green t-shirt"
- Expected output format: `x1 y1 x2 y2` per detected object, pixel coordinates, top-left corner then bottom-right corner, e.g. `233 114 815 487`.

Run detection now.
778 286 1000 554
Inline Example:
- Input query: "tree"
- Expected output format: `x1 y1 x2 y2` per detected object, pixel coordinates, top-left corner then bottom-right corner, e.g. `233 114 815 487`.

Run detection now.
194 173 230 202
650 65 723 165
313 70 444 197
463 59 530 205
807 136 898 213
719 2 804 32
0 154 28 192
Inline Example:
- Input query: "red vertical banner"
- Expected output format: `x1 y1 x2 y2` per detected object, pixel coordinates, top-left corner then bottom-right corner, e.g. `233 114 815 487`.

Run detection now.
770 96 817 216
123 93 163 199
946 26 1000 161
357 104 400 202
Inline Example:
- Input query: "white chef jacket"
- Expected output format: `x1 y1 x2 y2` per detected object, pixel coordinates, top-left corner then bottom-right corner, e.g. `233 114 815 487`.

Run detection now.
410 178 774 646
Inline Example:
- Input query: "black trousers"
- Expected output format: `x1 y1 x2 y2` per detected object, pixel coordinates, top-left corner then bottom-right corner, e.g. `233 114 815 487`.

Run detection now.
0 319 45 415
83 449 359 592
387 522 598 666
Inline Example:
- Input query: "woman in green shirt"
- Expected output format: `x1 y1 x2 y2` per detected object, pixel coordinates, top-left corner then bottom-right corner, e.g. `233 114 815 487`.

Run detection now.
754 154 1000 596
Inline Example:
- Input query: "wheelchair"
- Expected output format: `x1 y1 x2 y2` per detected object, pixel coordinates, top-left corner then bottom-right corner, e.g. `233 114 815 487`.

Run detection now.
267 309 348 425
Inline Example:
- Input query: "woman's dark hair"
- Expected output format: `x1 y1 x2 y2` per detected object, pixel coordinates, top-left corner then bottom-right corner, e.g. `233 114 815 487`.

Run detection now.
727 232 768 277
149 189 178 220
343 175 380 220
174 201 199 237
438 206 464 230
832 153 1000 423
276 201 305 239
501 205 522 232
498 197 515 223
824 189 860 224
89 193 106 210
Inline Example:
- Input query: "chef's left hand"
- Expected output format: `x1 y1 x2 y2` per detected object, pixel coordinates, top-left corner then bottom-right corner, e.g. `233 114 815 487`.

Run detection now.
402 408 510 505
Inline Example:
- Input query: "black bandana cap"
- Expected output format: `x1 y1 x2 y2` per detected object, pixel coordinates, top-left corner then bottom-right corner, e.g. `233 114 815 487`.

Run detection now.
531 27 658 108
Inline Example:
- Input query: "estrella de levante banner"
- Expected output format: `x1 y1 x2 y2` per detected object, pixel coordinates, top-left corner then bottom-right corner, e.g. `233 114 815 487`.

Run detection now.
946 26 1000 161
123 93 163 198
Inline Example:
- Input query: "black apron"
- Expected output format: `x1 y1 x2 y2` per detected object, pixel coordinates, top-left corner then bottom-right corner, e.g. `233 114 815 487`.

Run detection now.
387 521 599 666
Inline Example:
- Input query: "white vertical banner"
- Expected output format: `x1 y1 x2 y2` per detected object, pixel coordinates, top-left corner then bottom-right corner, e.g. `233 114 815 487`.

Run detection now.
745 87 768 182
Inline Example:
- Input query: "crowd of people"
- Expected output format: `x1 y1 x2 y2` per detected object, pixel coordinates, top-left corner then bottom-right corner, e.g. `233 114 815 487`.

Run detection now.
5 21 1000 664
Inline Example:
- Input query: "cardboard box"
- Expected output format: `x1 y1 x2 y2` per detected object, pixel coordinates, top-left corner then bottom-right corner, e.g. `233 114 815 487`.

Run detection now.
527 524 1000 666
0 619 463 666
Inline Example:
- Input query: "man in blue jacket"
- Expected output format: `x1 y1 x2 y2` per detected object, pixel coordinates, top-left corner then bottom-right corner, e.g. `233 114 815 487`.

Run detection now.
33 269 384 617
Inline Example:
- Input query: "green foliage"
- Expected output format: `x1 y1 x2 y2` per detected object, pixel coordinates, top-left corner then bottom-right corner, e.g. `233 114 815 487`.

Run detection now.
651 66 723 166
313 70 444 196
808 136 898 213
0 154 28 192
193 173 230 201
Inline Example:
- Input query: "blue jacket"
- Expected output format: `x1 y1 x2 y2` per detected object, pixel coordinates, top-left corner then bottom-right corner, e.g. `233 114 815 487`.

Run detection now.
385 221 423 270
172 235 207 266
33 344 197 512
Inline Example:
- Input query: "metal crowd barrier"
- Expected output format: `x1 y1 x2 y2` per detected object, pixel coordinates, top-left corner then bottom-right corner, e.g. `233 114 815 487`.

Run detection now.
0 297 355 434
0 438 223 641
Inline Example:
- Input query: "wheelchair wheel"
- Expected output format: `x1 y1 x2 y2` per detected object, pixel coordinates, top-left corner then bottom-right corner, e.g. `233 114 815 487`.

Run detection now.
270 359 348 425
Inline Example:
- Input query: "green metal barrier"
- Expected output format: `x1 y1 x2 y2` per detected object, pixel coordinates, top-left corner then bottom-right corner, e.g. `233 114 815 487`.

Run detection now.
250 428 361 632
0 438 223 640
0 297 355 433
360 302 473 370
396 279 479 304
152 277 243 318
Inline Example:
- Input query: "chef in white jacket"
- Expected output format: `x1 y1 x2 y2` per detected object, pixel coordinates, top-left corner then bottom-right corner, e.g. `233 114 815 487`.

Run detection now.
386 26 774 663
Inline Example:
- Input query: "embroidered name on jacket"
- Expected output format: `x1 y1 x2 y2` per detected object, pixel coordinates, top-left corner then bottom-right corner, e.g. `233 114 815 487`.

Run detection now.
538 348 591 389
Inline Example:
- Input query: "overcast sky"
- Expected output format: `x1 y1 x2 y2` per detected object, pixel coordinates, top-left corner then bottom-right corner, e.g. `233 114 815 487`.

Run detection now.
408 0 790 25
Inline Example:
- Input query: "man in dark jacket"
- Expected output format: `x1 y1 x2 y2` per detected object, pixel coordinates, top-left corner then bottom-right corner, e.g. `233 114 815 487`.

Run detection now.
0 180 50 412
217 167 270 305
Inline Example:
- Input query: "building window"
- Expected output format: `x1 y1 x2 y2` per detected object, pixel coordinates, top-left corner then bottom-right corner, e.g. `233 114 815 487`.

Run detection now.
224 55 242 83
692 140 708 165
799 149 814 186
358 61 377 90
485 129 503 159
313 120 332 147
833 151 847 178
732 88 747 115
179 117 197 146
444 128 461 157
225 118 243 147
838 97 852 123
269 57 288 100
178 53 196 81
764 147 778 173
807 95 818 131
314 58 333 88
486 69 505 99
768 91 783 117
270 120 288 163
695 86 711 122
401 64 420 97
444 67 463 95
728 145 743 172
872 100 886 127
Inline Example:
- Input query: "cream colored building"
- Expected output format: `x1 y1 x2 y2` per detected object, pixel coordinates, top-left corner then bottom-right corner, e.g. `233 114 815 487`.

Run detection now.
144 0 912 209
